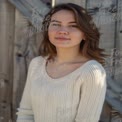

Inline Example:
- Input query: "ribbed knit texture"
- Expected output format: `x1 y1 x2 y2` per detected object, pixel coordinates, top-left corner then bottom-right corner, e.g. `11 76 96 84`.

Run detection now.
16 56 106 122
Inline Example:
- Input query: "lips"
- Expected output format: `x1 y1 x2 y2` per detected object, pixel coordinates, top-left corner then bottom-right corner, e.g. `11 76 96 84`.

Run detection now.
55 37 70 41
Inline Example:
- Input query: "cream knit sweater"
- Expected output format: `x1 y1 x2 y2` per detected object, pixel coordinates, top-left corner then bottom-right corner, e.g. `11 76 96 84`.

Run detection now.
16 56 106 122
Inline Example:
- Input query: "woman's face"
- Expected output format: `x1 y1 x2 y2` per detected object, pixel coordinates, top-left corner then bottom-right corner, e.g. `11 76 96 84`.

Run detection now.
48 10 85 49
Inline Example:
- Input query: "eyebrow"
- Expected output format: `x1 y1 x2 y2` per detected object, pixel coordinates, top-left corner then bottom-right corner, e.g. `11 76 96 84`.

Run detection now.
50 20 77 24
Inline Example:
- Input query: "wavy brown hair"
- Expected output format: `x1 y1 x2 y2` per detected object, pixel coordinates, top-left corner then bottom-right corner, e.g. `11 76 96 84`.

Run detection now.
38 3 107 65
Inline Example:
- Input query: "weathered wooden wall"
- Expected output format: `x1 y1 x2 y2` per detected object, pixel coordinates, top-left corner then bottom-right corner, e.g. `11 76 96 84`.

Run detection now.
0 0 122 122
0 0 15 122
12 9 36 122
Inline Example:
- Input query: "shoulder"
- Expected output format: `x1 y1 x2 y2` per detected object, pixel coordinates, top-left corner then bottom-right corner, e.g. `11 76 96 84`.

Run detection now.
30 56 46 66
28 56 47 70
81 60 106 81
84 60 106 74
27 56 47 77
77 60 107 90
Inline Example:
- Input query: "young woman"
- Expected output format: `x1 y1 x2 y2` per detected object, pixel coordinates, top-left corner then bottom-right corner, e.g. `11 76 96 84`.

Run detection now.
16 3 107 122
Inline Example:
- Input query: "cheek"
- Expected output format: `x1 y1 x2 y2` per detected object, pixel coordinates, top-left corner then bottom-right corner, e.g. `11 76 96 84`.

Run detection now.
48 27 55 35
73 32 84 41
48 30 52 38
48 30 55 42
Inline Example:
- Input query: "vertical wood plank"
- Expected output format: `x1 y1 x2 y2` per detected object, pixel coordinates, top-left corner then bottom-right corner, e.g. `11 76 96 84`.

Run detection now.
12 7 41 121
114 0 122 81
0 0 15 122
87 0 116 49
116 0 122 50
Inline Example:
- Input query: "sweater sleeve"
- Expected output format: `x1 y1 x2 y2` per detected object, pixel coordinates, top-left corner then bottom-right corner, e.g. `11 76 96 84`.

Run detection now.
16 59 35 122
75 64 107 122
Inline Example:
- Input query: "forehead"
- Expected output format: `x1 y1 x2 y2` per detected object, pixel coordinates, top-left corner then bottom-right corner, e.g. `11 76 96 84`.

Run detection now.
51 10 76 22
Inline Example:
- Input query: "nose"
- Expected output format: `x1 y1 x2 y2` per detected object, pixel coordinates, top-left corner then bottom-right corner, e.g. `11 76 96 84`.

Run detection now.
58 26 69 35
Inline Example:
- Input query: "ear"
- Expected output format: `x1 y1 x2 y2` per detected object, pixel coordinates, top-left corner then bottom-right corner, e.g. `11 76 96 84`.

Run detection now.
82 39 86 41
82 33 86 41
82 37 86 41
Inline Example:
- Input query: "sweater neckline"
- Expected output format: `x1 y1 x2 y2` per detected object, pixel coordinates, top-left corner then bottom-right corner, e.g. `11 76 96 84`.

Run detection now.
42 57 96 82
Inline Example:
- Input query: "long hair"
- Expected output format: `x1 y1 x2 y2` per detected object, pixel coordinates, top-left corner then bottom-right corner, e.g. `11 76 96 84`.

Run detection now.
38 3 107 65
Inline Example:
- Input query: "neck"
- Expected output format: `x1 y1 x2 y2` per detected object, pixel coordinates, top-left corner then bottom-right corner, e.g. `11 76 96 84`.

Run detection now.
54 47 85 64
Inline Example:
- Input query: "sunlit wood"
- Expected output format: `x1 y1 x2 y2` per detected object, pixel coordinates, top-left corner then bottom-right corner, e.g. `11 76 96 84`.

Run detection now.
52 0 56 7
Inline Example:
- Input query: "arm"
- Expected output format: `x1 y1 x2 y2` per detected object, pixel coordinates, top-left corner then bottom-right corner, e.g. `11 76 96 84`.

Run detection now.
75 64 107 122
16 59 35 122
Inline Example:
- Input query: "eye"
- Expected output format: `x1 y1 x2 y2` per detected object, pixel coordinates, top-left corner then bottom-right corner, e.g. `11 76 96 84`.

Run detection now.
69 25 78 28
51 23 61 26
